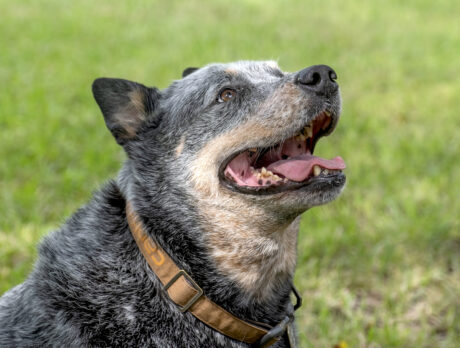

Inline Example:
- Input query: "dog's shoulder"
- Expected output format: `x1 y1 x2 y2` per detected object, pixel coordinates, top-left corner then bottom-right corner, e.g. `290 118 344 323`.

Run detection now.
0 181 137 346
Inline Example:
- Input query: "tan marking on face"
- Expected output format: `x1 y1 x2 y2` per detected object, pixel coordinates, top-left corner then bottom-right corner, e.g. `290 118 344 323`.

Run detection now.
175 135 186 157
188 82 306 300
189 121 272 196
190 82 304 197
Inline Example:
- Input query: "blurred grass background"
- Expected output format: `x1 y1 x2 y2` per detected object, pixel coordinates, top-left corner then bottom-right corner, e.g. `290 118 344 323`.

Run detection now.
0 0 459 347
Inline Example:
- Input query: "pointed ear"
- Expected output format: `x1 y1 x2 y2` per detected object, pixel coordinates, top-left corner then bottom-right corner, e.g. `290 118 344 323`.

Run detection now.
92 78 160 145
182 67 199 78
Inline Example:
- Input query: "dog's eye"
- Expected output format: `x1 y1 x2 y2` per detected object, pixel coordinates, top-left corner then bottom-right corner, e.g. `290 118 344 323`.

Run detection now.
218 89 237 103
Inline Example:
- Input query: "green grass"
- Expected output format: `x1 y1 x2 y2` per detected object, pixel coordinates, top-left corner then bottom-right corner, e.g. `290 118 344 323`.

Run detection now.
1 0 459 347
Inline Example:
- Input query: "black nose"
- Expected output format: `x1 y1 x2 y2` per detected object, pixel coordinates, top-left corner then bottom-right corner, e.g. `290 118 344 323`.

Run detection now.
296 65 338 96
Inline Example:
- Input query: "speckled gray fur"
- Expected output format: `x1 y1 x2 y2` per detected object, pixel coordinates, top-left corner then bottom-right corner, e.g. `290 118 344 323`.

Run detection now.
0 61 345 347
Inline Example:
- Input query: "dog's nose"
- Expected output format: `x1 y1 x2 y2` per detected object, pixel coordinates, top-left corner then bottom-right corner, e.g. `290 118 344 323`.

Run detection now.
296 65 338 96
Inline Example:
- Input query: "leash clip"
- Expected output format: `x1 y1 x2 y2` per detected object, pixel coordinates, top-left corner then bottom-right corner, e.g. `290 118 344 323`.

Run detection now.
255 315 292 347
255 285 302 347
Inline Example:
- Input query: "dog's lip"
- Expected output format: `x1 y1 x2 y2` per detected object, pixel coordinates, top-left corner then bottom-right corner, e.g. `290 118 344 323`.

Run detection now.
217 108 344 195
220 171 346 195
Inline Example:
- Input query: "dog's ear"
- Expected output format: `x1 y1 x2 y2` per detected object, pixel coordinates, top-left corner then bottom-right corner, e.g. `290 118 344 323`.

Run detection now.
92 78 160 145
182 67 199 78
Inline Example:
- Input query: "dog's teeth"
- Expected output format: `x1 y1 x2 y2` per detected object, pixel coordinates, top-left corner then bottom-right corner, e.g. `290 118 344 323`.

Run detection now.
324 110 331 117
323 169 329 175
248 148 258 157
304 126 313 138
260 167 269 178
260 167 276 179
303 125 313 139
270 174 281 182
313 165 321 177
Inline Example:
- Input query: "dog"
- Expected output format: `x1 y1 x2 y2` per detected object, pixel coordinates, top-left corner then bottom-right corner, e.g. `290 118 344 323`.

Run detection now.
0 61 346 347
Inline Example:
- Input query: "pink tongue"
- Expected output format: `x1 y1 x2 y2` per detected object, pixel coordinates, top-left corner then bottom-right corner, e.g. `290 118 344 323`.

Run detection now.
267 154 346 182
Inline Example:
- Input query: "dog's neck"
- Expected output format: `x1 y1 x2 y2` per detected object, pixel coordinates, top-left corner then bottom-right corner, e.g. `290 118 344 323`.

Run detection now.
117 165 296 321
197 196 300 301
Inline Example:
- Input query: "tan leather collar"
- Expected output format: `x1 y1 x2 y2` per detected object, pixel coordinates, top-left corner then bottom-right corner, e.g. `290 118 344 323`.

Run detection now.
126 202 298 347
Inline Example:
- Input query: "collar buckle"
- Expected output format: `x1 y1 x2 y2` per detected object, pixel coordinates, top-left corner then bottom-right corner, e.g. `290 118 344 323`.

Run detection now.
164 269 204 312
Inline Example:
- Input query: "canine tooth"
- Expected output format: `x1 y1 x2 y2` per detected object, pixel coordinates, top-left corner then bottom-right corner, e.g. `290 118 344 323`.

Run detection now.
304 126 313 138
313 165 321 177
261 167 267 175
324 110 331 117
323 169 329 175
248 148 258 157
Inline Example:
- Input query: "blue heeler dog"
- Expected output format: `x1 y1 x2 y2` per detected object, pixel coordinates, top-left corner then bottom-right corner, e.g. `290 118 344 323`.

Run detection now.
0 61 346 347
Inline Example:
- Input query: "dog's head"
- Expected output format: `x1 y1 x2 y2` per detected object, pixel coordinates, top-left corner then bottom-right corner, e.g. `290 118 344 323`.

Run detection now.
92 61 345 221
93 61 346 297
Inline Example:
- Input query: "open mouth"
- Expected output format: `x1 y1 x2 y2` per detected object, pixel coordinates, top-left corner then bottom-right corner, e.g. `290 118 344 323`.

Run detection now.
219 110 346 194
